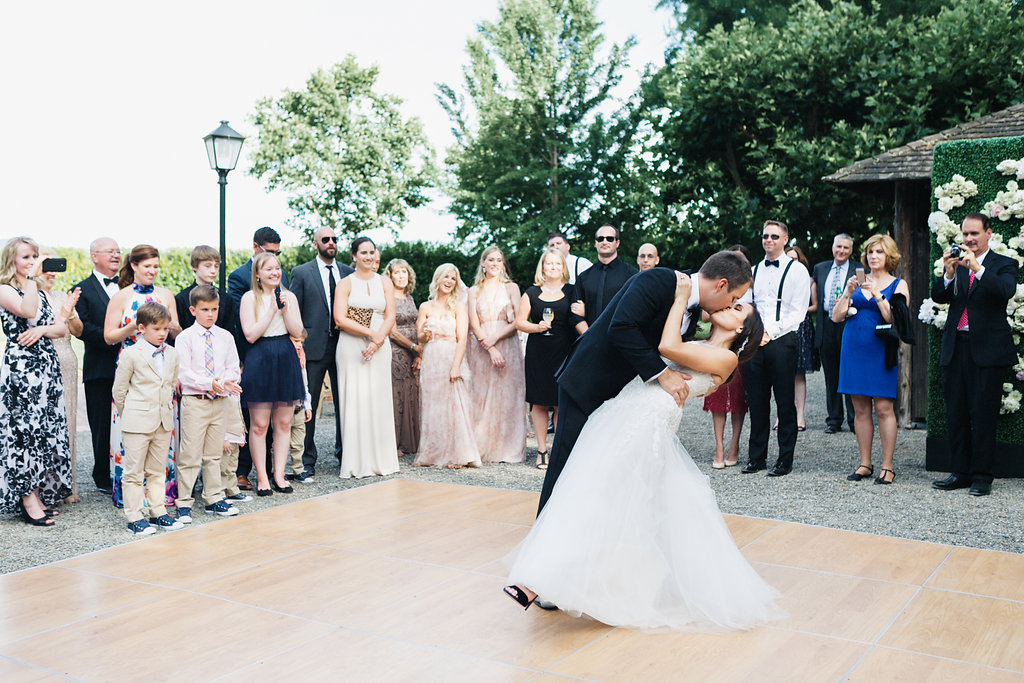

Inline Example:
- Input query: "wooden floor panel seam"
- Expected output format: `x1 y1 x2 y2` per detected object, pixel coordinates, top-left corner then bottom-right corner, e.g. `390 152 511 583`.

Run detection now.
0 653 81 681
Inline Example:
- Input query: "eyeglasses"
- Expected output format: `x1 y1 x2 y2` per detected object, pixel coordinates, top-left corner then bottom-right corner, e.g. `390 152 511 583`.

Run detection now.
320 236 337 244
762 234 782 241
259 246 280 255
595 235 617 243
93 249 121 256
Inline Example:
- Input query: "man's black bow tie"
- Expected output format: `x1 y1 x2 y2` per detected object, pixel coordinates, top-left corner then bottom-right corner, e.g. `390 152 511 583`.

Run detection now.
764 260 780 267
103 277 118 286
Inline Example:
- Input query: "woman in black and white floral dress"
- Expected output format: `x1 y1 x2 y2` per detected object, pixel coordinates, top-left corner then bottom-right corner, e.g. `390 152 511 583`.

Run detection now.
0 237 72 526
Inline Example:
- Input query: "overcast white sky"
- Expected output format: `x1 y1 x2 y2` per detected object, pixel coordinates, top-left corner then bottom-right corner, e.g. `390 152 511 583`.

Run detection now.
0 0 672 250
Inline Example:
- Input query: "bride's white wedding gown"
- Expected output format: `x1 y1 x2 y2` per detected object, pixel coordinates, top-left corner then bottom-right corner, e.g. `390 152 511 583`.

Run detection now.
506 361 784 632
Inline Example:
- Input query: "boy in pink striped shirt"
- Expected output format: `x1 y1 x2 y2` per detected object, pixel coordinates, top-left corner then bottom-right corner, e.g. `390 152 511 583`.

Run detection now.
174 285 243 522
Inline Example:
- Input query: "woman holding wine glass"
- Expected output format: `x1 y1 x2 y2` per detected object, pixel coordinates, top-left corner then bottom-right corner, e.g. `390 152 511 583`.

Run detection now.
516 248 575 469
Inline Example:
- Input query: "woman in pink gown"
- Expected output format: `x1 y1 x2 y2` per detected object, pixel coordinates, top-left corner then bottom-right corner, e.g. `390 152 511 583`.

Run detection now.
466 247 526 463
414 264 482 469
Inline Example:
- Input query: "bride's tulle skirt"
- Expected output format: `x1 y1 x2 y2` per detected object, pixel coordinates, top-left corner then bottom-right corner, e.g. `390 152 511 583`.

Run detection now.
506 378 784 632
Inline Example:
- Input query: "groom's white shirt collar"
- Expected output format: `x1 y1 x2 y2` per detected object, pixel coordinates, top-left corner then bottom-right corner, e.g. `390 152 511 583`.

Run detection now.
680 273 701 335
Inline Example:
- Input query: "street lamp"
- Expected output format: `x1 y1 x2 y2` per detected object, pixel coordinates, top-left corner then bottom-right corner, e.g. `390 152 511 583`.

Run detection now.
203 120 245 290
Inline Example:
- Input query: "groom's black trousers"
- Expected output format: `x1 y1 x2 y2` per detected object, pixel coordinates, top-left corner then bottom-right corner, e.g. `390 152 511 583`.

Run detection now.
537 387 590 515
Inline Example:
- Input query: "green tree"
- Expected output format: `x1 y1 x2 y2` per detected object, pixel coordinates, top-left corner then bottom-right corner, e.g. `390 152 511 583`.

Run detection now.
248 55 436 241
657 0 948 37
438 0 638 277
646 0 1024 265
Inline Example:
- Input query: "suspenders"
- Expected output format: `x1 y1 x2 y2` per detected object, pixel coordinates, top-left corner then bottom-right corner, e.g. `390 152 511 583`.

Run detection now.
752 260 795 322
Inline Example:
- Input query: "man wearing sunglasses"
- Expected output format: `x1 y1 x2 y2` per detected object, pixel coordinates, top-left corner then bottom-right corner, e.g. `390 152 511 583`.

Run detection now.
741 220 810 477
572 225 638 333
289 227 354 479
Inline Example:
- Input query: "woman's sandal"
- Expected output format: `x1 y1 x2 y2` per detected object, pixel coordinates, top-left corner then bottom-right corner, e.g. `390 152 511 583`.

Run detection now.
874 468 896 485
536 451 548 470
503 585 536 610
18 503 54 527
846 465 874 482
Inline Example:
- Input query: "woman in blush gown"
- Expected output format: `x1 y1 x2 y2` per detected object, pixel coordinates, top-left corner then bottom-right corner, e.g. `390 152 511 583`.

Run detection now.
466 246 526 463
414 264 482 469
334 237 399 479
103 245 181 509
504 279 784 633
385 259 421 458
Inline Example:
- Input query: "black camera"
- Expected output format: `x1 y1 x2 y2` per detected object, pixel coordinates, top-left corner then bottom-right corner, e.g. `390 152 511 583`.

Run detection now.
949 244 962 258
41 257 67 273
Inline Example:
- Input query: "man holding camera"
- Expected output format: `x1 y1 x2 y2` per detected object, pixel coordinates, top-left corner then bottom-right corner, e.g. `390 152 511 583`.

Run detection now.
741 220 810 477
931 213 1017 496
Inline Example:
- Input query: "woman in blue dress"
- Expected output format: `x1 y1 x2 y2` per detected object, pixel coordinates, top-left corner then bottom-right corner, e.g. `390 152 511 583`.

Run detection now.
833 235 909 485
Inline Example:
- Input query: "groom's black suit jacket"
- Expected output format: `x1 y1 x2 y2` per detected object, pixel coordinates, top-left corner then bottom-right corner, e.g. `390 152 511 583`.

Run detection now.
556 267 695 415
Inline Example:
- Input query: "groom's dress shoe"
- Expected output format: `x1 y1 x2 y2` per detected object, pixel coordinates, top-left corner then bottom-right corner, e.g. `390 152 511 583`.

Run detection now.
968 482 992 496
535 599 558 611
741 462 766 474
767 464 792 477
931 475 970 491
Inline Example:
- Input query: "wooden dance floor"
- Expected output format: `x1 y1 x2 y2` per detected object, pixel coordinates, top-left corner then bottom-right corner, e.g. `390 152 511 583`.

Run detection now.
2 480 1023 682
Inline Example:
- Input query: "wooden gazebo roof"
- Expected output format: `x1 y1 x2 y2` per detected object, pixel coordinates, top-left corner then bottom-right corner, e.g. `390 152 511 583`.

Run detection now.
823 103 1024 190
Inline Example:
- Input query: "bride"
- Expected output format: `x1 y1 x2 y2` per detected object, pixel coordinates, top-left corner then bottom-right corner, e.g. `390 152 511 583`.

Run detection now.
504 275 784 632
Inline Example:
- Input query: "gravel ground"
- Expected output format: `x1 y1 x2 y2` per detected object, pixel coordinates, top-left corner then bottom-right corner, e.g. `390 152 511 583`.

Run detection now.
3 372 1021 575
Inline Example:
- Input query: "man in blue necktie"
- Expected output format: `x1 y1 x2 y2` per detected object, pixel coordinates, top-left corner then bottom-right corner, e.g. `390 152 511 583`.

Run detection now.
812 233 856 434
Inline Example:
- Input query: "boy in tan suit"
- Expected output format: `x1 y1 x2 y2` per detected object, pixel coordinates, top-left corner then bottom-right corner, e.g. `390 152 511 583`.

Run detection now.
112 302 183 535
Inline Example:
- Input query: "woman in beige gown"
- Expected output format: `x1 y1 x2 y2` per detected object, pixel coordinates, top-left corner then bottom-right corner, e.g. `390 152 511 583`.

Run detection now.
414 264 481 469
38 251 83 502
466 247 526 463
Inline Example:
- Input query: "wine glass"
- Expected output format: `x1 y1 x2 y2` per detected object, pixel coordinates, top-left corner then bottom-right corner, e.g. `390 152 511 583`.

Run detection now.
541 307 554 336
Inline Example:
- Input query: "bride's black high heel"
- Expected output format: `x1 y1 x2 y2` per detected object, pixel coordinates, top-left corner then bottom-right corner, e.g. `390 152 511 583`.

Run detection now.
503 585 536 610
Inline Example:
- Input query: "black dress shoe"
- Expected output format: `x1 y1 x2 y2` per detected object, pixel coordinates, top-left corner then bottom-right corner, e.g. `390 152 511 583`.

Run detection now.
968 483 992 496
535 599 558 611
741 461 767 474
824 425 840 434
767 464 792 477
932 475 971 491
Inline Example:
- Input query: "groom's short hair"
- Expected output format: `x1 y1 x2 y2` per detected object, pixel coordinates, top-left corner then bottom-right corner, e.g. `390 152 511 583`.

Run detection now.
699 251 753 288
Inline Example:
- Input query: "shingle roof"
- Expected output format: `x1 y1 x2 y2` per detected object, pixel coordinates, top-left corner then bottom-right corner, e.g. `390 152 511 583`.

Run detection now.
823 103 1024 185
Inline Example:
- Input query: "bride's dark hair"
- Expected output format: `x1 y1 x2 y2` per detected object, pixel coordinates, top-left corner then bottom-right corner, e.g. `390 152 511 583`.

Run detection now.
721 305 764 385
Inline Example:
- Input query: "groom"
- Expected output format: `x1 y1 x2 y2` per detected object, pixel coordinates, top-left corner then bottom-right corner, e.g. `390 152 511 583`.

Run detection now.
538 250 754 514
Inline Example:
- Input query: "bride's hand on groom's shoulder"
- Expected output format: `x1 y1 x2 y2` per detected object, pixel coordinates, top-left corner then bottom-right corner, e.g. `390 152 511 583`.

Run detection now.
674 272 691 301
657 368 691 407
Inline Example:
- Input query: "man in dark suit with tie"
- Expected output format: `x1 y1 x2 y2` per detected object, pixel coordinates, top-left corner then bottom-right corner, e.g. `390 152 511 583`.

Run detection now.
289 227 354 480
812 233 856 433
72 237 123 492
931 213 1017 496
538 251 753 514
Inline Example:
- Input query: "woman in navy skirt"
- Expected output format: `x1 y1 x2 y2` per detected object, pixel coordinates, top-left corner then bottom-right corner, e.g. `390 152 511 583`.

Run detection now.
239 253 305 496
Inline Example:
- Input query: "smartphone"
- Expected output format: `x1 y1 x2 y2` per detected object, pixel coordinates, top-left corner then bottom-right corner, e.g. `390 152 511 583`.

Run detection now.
274 285 285 309
855 267 866 285
41 257 67 273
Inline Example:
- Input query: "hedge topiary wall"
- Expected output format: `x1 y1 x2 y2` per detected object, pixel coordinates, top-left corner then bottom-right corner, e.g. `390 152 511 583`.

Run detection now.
928 135 1024 444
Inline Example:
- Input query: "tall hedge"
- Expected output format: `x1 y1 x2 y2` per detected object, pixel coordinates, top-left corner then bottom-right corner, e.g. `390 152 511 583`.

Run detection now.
928 136 1024 444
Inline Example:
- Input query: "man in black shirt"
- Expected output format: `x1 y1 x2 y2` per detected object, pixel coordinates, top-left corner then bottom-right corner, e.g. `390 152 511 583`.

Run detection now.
572 225 638 333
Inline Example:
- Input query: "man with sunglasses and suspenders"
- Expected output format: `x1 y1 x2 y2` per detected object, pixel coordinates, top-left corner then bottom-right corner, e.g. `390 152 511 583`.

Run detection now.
741 220 810 477
290 227 354 480
572 225 638 334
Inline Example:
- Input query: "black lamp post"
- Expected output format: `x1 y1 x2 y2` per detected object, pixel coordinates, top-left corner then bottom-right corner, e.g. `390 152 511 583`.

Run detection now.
203 120 245 290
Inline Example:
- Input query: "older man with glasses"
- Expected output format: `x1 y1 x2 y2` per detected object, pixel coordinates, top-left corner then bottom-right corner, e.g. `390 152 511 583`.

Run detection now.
288 227 354 480
71 237 123 492
571 225 638 334
740 220 810 477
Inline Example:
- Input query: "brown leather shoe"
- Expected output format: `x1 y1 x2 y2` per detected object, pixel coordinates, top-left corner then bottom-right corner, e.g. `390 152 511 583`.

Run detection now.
237 475 252 491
